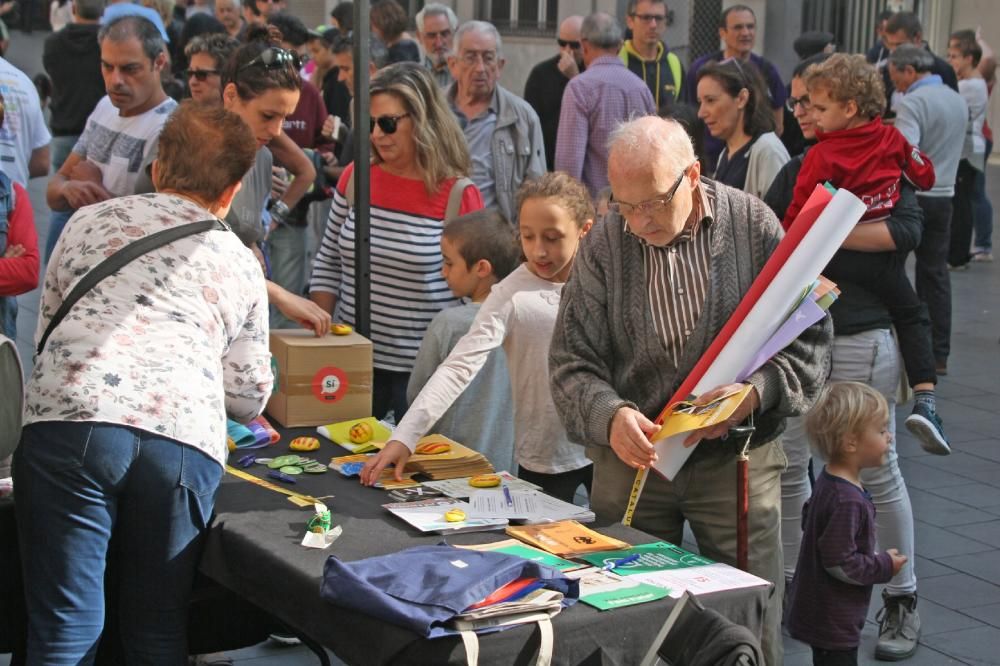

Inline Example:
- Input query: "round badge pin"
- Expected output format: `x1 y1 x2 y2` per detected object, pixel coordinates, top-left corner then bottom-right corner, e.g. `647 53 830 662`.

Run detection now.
279 465 303 475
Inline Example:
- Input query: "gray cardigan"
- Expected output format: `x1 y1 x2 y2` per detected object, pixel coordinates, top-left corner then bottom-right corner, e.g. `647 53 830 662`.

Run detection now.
549 178 832 454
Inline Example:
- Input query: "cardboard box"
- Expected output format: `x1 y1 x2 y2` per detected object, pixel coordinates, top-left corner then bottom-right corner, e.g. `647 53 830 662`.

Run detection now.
266 329 373 427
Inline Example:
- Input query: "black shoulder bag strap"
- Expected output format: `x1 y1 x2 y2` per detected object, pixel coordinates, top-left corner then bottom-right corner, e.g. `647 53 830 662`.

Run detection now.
37 219 226 355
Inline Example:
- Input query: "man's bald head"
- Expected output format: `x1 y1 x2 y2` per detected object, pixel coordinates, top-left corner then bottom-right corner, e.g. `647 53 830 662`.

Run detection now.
559 15 584 41
607 116 700 247
608 116 695 186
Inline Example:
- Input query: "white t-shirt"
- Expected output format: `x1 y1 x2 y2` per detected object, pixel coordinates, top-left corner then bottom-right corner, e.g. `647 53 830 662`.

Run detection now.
0 57 52 187
73 95 177 198
392 264 590 475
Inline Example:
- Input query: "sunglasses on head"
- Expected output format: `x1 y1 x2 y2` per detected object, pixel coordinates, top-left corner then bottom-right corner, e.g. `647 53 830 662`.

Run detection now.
557 39 580 49
185 68 219 82
237 46 299 75
370 113 410 135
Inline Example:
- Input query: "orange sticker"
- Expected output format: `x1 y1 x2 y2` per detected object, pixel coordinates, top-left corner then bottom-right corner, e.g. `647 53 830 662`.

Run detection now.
312 366 348 402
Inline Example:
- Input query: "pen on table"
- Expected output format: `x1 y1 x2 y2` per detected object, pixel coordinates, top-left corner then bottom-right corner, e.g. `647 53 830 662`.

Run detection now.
502 484 514 508
601 553 640 572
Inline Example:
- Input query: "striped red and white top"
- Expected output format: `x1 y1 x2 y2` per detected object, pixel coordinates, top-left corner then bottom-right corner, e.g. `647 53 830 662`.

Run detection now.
309 163 484 372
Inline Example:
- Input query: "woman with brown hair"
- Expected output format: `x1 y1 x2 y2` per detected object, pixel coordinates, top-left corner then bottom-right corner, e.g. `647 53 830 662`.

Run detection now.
310 62 483 421
371 0 421 64
696 59 790 199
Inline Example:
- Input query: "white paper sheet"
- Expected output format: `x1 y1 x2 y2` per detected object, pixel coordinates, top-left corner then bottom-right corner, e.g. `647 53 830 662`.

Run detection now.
632 562 770 598
652 189 867 480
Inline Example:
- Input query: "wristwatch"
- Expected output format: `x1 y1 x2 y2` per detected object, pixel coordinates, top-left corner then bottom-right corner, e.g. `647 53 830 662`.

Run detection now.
270 200 291 219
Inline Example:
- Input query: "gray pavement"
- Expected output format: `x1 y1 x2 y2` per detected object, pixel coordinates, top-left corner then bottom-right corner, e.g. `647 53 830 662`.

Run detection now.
4 26 1000 666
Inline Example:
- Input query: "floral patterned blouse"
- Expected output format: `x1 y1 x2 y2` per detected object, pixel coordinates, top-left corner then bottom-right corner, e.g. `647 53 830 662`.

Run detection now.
24 193 273 467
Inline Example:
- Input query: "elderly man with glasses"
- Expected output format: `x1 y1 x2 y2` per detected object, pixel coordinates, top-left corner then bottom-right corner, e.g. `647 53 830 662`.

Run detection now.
550 115 832 666
447 20 545 223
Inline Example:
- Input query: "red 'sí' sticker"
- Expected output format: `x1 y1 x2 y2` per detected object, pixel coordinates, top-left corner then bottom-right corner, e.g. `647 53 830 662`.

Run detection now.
312 366 348 402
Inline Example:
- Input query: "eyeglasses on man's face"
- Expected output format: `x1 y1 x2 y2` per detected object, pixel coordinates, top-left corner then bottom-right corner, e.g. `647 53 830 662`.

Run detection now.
458 50 498 67
370 113 410 135
557 39 581 49
786 95 811 113
630 13 666 24
608 164 693 218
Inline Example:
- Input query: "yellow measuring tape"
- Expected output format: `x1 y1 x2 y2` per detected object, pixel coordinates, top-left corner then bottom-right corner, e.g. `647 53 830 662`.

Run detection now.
225 465 320 508
622 467 648 527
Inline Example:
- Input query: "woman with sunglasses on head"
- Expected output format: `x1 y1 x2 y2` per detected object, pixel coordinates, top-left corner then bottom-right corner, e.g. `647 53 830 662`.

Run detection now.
310 62 483 422
136 29 331 335
696 59 790 200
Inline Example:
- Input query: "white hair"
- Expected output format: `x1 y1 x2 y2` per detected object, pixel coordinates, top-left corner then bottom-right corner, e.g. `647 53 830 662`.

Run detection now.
453 20 503 58
608 116 695 180
416 3 458 33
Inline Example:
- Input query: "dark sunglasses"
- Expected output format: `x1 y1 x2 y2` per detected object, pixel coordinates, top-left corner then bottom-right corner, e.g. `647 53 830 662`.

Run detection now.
557 39 580 49
370 113 410 135
185 68 219 82
237 47 299 75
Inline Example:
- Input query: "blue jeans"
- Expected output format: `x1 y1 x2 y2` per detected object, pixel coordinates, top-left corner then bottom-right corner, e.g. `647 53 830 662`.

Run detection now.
45 210 73 262
973 140 993 252
13 421 222 665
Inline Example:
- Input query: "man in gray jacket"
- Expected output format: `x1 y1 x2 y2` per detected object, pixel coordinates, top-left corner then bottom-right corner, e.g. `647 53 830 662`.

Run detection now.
447 21 545 223
550 116 832 666
889 44 968 378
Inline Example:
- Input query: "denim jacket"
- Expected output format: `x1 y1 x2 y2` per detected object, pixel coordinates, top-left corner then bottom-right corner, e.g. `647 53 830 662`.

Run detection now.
489 85 546 222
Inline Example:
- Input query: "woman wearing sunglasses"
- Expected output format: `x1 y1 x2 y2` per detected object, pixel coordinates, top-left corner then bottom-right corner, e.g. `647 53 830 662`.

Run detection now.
696 59 789 200
310 62 483 422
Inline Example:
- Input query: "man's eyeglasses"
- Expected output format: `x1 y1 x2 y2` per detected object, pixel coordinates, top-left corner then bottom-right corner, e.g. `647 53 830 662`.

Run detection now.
370 113 410 135
557 39 580 49
424 28 452 41
786 95 811 113
237 47 299 75
185 68 219 82
630 13 666 24
608 164 693 218
459 50 498 66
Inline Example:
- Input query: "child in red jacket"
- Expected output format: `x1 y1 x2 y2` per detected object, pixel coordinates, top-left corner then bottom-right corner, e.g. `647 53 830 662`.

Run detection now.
783 53 948 456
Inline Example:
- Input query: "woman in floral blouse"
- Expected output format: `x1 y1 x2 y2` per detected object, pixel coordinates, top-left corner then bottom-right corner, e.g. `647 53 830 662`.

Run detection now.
13 101 272 664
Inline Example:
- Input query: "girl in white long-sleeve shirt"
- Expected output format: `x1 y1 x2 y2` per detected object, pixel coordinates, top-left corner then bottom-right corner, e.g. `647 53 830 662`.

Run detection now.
361 173 595 502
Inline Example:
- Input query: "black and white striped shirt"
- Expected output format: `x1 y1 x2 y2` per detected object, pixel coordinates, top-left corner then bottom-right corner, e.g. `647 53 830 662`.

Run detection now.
309 166 481 372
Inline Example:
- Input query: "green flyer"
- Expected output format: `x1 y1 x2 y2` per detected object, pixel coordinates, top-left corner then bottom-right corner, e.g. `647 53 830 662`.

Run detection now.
577 541 714 575
579 581 671 611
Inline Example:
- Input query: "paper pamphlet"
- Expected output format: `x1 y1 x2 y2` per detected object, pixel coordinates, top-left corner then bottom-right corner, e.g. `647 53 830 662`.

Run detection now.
565 567 671 611
651 384 754 443
506 521 629 557
468 489 595 524
382 497 507 534
575 541 768 600
575 541 714 574
631 562 770 599
468 490 541 519
458 539 583 572
422 472 541 498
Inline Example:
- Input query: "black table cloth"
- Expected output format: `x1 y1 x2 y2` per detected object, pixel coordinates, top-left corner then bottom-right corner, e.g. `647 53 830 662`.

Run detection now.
199 429 771 665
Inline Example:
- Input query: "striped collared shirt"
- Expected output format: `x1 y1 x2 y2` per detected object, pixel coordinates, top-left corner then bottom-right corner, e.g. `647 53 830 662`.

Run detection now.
635 181 715 367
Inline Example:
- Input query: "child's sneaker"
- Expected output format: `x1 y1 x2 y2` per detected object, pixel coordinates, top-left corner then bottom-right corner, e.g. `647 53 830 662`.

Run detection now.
905 402 951 455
